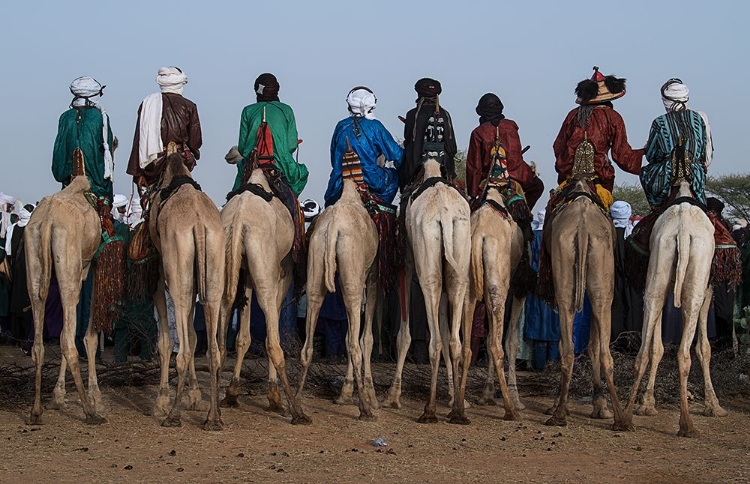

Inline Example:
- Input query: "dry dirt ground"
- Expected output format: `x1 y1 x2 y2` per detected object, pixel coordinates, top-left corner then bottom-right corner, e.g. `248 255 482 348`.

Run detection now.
1 347 749 483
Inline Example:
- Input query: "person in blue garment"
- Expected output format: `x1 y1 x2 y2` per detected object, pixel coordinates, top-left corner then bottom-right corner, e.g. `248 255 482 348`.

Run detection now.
324 86 403 206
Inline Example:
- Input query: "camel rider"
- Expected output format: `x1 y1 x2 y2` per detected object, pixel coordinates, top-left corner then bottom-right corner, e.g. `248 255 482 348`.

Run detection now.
640 78 713 208
324 86 403 206
127 67 202 194
466 93 545 211
398 78 457 191
627 79 740 289
233 73 309 197
552 66 643 208
52 76 115 200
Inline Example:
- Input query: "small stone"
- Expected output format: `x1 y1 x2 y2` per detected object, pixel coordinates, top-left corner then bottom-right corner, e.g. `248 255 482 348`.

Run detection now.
237 453 244 458
169 450 176 456
281 452 289 457
547 447 552 451
177 468 184 472
124 465 133 470
270 452 277 456
110 464 118 468
636 446 643 451
125 446 130 450
501 437 506 442
387 449 396 455
277 469 285 473
461 438 466 442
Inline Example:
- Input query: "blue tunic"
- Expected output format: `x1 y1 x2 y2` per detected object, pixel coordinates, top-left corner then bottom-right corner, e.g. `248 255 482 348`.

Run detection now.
640 110 709 207
324 117 403 206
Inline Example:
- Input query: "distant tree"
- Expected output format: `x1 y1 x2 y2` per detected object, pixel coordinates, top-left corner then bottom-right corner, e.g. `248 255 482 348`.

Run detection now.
454 149 467 185
612 183 650 216
706 173 750 222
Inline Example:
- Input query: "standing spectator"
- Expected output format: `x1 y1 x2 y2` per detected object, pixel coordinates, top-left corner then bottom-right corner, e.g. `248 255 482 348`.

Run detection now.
610 201 644 345
6 203 33 353
0 192 16 341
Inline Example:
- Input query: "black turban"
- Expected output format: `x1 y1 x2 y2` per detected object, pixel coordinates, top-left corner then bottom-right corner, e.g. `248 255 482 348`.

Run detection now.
475 93 505 126
707 197 725 214
254 73 280 102
415 78 442 98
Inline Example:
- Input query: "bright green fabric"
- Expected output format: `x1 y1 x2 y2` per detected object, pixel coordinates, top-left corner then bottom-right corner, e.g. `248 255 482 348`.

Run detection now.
52 107 114 199
235 101 308 196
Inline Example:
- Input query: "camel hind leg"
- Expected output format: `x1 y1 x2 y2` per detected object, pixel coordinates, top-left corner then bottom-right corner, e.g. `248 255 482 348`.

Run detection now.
28 273 49 424
296 249 326 405
153 279 172 418
677 297 702 437
361 267 379 410
383 265 413 409
505 295 526 410
695 287 727 417
221 283 252 408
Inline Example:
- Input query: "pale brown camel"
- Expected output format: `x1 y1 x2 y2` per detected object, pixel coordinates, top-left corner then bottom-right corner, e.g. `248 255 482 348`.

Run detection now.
452 184 525 424
218 159 310 425
26 176 105 425
149 152 225 430
384 158 471 423
545 179 630 430
623 181 727 437
296 178 379 420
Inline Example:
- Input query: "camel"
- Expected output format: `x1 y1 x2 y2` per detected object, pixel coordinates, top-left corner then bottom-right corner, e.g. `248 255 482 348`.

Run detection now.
296 178 379 420
384 158 471 423
149 152 225 430
623 181 727 437
544 178 630 430
218 158 310 425
452 183 526 424
26 176 106 425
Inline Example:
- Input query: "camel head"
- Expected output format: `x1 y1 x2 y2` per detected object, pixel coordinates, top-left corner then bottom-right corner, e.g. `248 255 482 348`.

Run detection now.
162 152 192 184
422 157 443 178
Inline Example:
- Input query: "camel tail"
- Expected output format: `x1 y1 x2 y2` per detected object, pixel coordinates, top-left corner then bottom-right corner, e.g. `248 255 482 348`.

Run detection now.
324 224 338 293
194 226 208 301
37 221 53 301
224 222 241 302
574 223 587 313
440 211 461 273
673 219 690 308
471 233 484 298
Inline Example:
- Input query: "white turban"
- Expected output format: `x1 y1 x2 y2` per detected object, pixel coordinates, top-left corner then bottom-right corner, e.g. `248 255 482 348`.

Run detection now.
113 194 128 208
0 193 14 239
157 67 188 95
531 208 546 231
347 88 377 120
302 198 321 220
69 76 114 181
611 200 634 236
661 79 689 112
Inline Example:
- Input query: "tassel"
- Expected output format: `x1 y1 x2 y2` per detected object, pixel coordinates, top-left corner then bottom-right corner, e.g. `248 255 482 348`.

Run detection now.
91 238 126 334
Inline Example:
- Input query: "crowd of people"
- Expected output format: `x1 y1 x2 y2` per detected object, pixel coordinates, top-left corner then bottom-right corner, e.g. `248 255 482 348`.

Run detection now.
0 64 748 370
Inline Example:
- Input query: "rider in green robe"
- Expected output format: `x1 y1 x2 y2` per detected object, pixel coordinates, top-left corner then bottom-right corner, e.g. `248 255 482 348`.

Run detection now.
233 73 308 196
52 77 115 200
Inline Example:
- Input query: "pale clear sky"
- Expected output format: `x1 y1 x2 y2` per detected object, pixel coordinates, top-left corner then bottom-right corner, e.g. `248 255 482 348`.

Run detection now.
1 0 747 210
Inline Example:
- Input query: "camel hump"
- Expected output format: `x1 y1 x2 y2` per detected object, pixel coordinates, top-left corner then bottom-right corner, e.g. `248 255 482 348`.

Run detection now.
60 176 91 197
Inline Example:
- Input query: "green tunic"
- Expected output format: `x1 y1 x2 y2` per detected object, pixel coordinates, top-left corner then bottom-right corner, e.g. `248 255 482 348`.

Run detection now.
52 107 114 199
235 101 309 196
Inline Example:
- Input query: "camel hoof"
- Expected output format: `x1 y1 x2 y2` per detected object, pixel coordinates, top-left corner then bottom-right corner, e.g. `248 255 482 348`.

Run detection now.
590 408 614 420
202 419 224 431
503 411 522 422
635 405 658 417
46 401 66 411
677 427 700 438
545 416 567 427
84 414 107 425
291 413 312 426
512 401 526 411
417 413 438 424
27 414 43 426
448 414 471 425
704 406 728 418
358 413 377 422
383 398 401 410
266 402 287 415
334 396 353 406
612 420 635 432
220 396 240 408
477 397 497 406
161 417 182 427
544 405 556 416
